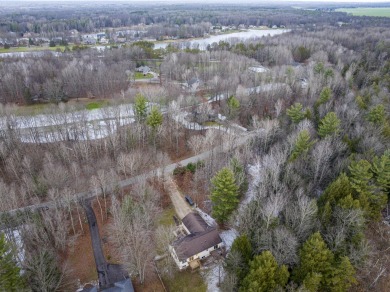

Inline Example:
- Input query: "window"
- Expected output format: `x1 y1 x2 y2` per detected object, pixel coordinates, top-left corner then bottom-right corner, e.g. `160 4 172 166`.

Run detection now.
189 256 194 261
214 244 219 249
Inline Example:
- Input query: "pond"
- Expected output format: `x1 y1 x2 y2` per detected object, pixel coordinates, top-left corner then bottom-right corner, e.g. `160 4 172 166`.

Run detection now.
154 29 289 50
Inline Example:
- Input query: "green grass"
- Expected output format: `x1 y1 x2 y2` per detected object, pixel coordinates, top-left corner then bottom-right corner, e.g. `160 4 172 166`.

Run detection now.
0 45 69 54
336 7 390 17
85 101 108 110
134 72 154 79
158 207 176 227
202 121 222 127
163 270 207 292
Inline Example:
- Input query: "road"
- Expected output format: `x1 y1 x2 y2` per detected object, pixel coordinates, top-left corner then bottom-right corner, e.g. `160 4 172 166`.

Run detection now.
164 177 192 219
0 129 259 219
83 198 128 289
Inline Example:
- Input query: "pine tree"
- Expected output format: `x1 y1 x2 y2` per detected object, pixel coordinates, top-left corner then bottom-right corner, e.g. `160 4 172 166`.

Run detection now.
210 167 239 223
0 234 24 291
289 130 315 162
318 173 354 209
318 112 340 138
302 273 322 292
287 103 305 124
349 160 373 195
326 256 357 291
240 250 289 292
227 95 240 118
134 93 148 122
316 87 332 107
372 151 390 194
349 159 388 220
293 232 333 285
367 104 385 124
230 234 253 282
146 106 163 131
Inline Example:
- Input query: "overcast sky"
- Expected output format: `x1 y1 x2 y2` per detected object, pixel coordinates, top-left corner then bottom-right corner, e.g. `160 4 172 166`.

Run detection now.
3 0 390 2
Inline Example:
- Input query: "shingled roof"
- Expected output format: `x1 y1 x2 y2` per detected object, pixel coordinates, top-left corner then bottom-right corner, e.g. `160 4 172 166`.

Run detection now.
173 212 223 261
173 228 222 261
182 212 209 233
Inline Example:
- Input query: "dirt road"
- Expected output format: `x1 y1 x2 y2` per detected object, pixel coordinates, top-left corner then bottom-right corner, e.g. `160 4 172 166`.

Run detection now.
164 177 192 219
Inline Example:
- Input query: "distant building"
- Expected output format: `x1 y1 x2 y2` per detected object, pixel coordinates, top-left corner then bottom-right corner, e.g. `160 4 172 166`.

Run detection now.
136 66 151 75
80 279 134 292
169 212 223 270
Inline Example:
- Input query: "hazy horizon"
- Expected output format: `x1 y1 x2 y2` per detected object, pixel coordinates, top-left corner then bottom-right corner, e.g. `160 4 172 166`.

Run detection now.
1 0 390 3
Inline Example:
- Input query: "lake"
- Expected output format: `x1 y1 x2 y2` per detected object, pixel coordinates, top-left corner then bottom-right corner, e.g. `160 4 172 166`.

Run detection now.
154 29 289 50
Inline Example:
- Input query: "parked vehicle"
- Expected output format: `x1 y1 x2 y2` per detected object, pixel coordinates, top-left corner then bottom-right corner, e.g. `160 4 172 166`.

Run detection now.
185 195 195 206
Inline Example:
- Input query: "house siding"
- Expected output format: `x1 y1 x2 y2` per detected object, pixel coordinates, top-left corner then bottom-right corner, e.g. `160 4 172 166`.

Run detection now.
170 242 224 270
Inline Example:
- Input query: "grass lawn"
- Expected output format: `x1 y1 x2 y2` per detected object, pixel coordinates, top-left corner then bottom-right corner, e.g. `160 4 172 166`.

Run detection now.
202 121 222 127
85 100 109 110
336 7 390 17
163 270 207 292
134 72 154 79
0 45 69 54
158 207 176 227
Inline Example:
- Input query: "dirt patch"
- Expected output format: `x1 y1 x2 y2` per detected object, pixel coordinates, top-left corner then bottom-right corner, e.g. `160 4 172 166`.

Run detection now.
354 221 390 291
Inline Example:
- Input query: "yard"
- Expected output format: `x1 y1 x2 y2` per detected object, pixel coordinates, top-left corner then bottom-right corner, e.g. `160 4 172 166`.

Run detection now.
134 72 154 79
336 7 390 18
163 270 207 292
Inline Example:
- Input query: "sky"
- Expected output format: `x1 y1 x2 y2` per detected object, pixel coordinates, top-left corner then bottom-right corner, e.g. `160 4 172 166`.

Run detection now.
3 0 390 2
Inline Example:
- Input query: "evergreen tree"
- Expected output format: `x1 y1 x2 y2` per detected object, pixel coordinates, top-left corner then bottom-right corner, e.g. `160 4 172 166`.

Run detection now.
210 167 239 223
293 232 333 285
289 130 315 162
302 272 322 292
230 234 253 283
367 104 385 124
287 103 305 124
0 234 24 291
372 151 390 194
318 112 340 138
146 106 163 131
134 94 148 122
349 159 388 220
318 173 355 209
227 95 240 118
240 250 289 292
230 157 248 197
316 87 332 107
327 256 357 291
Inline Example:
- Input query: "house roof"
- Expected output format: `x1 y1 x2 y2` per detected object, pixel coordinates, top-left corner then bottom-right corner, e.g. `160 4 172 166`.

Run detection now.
172 228 222 261
102 279 134 292
182 212 209 234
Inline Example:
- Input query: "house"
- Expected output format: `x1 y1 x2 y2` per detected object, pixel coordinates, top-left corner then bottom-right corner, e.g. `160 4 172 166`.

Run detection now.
136 66 151 75
186 78 203 92
170 212 223 270
80 279 134 292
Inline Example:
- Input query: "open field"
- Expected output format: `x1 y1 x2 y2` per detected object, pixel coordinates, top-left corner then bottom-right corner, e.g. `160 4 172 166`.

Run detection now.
336 7 390 17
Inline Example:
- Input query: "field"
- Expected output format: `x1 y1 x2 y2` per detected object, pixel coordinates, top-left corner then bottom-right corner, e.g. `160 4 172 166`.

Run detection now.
336 7 390 17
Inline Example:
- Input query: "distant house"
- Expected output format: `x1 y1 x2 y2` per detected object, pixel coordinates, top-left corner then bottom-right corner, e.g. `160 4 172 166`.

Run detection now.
136 66 151 75
186 78 203 92
80 278 134 292
169 212 223 270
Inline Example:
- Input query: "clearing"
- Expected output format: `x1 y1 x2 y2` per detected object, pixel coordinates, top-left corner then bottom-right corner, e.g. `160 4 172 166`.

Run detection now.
336 7 390 17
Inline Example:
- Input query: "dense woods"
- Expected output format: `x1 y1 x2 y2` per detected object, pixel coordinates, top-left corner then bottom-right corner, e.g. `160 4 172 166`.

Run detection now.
0 1 389 292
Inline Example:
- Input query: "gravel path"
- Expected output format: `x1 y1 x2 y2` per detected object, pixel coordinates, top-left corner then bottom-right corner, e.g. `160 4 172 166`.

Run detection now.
164 177 192 219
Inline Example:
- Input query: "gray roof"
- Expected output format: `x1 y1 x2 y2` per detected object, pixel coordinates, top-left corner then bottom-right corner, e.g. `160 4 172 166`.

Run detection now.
173 228 222 261
182 212 209 233
173 212 222 261
102 279 134 292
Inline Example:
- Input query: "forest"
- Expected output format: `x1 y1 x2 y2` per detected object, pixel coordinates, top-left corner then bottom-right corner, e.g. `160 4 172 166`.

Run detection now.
0 1 389 292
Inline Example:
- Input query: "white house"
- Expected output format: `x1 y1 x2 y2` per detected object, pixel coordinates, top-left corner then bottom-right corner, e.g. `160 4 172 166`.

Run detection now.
169 212 223 270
